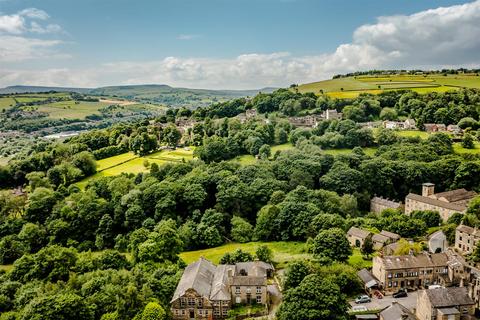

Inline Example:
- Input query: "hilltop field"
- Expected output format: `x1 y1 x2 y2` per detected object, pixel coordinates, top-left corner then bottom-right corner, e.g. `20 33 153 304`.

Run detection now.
298 73 480 98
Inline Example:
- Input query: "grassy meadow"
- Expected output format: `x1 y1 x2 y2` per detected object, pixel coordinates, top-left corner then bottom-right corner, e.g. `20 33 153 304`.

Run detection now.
297 73 480 98
179 241 309 268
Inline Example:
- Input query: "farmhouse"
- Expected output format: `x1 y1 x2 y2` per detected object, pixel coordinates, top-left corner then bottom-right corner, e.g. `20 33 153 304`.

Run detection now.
370 196 404 214
424 123 447 132
170 258 273 320
287 115 320 128
404 183 476 221
347 227 372 248
416 287 476 320
372 251 469 292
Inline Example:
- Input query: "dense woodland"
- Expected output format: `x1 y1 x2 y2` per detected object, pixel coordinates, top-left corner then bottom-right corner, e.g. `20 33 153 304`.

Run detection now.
1 87 480 319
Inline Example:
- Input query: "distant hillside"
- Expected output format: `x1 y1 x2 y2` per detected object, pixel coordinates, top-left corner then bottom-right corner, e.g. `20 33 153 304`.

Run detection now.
0 84 277 108
297 73 480 99
0 85 91 94
89 84 277 108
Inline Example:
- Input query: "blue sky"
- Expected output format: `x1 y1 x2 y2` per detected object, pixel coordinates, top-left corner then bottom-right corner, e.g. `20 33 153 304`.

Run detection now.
1 0 479 88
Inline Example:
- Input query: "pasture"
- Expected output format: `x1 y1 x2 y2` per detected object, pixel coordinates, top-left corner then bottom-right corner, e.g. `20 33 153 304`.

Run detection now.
0 97 17 111
35 101 109 119
179 241 309 268
76 148 195 188
297 73 480 98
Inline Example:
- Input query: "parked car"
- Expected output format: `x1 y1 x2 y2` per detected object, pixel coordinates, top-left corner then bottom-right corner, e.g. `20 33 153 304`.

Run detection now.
392 289 408 298
355 295 371 304
352 306 368 312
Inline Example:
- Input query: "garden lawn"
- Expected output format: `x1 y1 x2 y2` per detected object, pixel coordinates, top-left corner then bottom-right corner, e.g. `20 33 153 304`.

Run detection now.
179 242 309 269
348 248 373 269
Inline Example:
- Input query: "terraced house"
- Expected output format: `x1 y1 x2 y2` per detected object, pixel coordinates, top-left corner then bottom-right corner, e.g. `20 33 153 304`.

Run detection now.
170 258 273 320
372 251 469 292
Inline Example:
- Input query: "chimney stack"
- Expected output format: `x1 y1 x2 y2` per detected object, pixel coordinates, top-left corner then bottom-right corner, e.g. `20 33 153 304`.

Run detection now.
422 183 435 197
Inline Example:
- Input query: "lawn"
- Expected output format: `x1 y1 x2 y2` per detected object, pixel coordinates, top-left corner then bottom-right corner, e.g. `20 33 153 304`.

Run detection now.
179 241 310 269
233 143 295 165
394 130 430 139
348 248 373 269
96 152 139 171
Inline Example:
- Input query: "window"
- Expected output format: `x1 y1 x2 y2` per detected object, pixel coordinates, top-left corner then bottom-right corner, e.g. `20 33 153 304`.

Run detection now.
246 287 251 294
188 298 195 307
256 295 262 303
256 286 262 294
235 286 240 294
181 310 185 315
393 281 398 287
214 308 220 316
198 299 202 307
180 298 186 307
387 273 392 279
198 310 203 315
223 309 228 315
388 281 392 287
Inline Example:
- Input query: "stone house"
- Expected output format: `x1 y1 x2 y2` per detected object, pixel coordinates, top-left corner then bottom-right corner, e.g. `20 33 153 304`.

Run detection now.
324 109 342 120
455 224 480 254
416 287 476 320
347 227 372 248
370 196 404 214
372 251 469 292
405 183 476 221
424 123 447 132
171 258 273 319
372 230 401 250
447 124 462 134
404 119 417 130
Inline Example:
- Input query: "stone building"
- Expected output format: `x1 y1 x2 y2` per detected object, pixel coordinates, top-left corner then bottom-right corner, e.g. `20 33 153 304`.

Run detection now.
287 115 321 128
372 230 401 250
324 109 342 120
370 196 404 214
455 224 480 254
405 183 476 221
372 251 469 292
415 287 476 320
347 227 372 248
170 258 273 320
379 301 415 320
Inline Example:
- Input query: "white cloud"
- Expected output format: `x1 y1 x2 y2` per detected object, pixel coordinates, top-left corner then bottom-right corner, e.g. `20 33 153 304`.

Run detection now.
177 34 200 40
0 35 67 62
19 8 49 20
2 1 480 89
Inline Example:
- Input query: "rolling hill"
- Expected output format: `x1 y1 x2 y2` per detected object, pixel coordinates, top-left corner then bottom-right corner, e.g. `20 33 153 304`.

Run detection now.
298 73 480 98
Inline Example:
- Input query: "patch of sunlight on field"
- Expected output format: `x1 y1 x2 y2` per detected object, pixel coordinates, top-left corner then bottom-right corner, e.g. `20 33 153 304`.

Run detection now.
96 152 138 171
453 142 480 154
35 101 110 119
322 147 377 156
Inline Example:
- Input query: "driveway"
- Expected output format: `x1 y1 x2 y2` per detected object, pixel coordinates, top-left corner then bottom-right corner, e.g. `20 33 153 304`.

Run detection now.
349 291 417 312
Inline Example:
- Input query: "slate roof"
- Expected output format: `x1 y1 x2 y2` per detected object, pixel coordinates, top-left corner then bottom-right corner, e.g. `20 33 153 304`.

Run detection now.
235 261 273 277
406 193 466 212
380 230 400 241
372 233 390 244
357 268 379 288
171 257 216 302
424 287 474 307
347 227 371 239
379 302 415 320
456 224 480 237
210 264 235 301
381 252 449 270
433 188 476 203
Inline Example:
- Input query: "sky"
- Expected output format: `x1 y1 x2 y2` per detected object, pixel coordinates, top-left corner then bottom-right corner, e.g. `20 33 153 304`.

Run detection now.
0 0 479 89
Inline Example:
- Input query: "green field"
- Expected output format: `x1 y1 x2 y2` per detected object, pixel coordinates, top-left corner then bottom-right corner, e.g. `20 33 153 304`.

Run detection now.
298 74 480 98
77 148 195 188
179 241 309 269
233 143 295 164
0 97 16 110
453 142 480 154
35 101 110 119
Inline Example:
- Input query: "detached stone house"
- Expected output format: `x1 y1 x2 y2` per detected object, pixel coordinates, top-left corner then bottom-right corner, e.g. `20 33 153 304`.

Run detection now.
416 287 476 320
347 227 372 248
405 183 476 221
170 258 273 320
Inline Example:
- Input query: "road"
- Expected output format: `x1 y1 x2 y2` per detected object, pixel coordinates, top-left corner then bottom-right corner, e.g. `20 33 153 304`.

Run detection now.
350 291 418 312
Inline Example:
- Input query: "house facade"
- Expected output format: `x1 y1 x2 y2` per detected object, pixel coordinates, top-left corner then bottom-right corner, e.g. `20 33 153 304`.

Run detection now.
405 183 476 221
347 226 372 248
171 258 273 320
416 287 475 320
455 224 480 254
372 251 469 292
